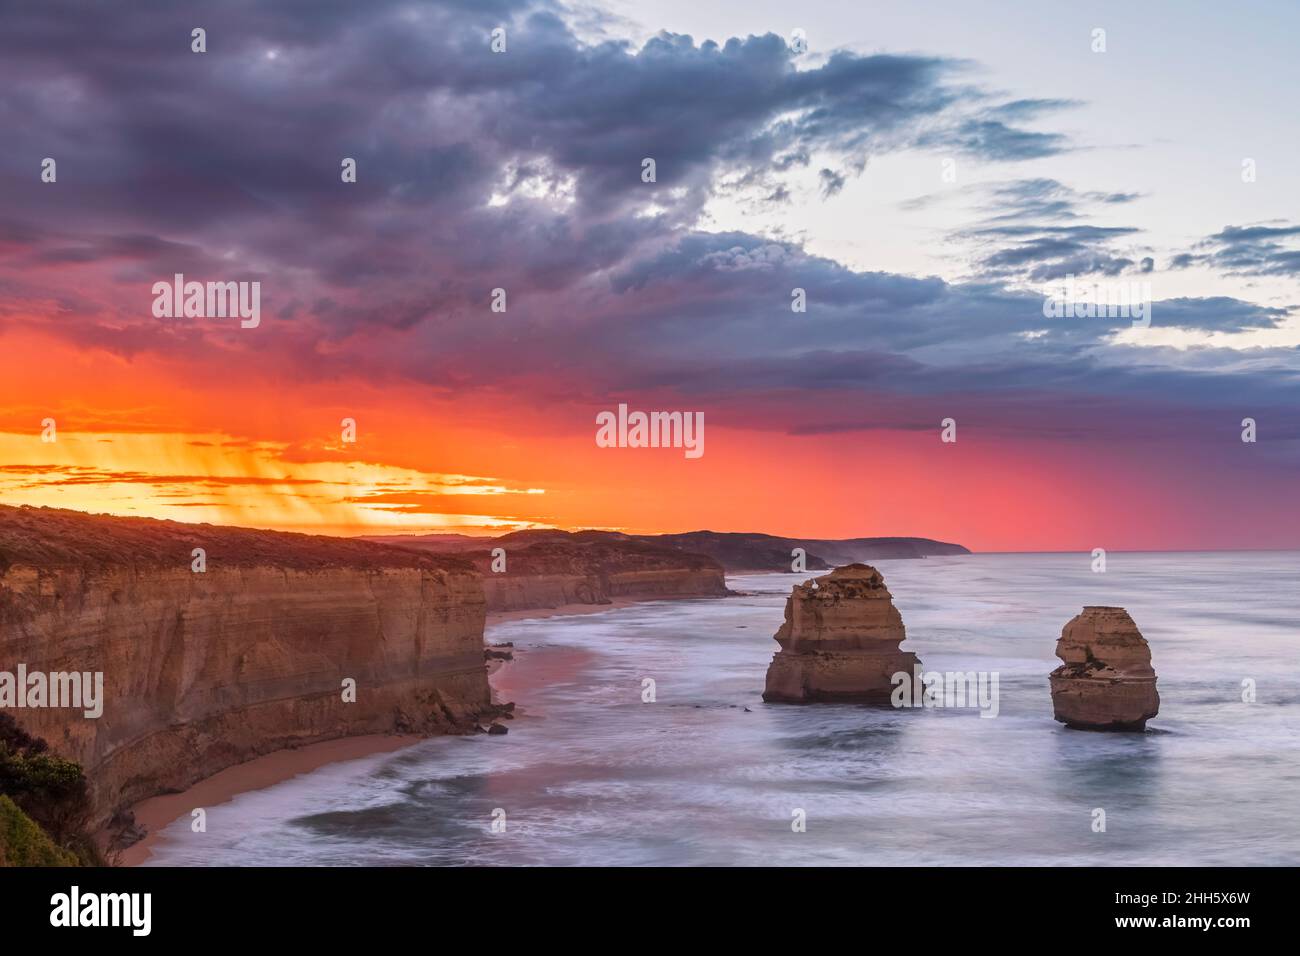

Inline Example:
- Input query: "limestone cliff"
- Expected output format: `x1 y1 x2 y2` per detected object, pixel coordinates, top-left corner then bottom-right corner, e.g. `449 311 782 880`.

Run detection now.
762 564 921 704
0 505 494 824
1049 606 1159 731
366 530 730 612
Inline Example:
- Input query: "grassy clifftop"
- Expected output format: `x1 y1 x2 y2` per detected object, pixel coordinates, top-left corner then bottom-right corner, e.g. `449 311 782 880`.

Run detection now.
0 795 79 866
0 504 475 573
0 715 97 866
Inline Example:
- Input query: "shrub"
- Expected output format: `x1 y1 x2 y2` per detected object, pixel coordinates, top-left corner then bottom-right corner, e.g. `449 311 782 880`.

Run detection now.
0 714 96 865
0 794 79 866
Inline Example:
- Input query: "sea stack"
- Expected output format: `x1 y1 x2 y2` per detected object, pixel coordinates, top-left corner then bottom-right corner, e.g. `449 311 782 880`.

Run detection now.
1049 606 1159 731
762 564 920 704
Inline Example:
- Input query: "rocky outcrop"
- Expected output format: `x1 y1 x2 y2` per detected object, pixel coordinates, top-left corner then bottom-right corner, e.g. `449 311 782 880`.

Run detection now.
366 531 730 612
0 505 497 825
762 564 921 704
1049 606 1159 731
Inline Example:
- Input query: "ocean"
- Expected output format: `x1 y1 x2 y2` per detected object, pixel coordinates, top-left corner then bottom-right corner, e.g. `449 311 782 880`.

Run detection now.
143 552 1300 866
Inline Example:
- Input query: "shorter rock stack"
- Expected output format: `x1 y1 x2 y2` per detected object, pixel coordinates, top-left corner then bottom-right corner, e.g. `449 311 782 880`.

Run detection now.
1049 606 1159 731
762 564 920 704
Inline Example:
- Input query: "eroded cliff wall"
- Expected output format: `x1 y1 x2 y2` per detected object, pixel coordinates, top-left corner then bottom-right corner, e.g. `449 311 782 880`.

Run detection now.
480 566 727 611
367 532 731 612
0 506 493 823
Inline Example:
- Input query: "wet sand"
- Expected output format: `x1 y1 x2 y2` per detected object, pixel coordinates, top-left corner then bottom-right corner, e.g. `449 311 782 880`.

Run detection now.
485 598 638 625
115 734 423 866
118 599 638 865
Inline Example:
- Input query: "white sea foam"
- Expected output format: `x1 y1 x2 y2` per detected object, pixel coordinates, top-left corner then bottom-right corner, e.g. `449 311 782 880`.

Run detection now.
146 552 1300 867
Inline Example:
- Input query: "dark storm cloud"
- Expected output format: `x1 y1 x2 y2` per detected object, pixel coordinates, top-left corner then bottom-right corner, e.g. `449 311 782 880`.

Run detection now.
596 231 1285 354
0 4 1070 218
0 0 1082 335
342 229 1294 434
0 1 1294 447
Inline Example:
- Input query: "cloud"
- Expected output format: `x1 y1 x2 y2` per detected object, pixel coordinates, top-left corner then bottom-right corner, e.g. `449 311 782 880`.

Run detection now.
982 178 1141 222
921 117 1068 161
947 179 1152 282
818 168 847 198
0 0 1294 462
0 2 1077 310
1174 223 1300 277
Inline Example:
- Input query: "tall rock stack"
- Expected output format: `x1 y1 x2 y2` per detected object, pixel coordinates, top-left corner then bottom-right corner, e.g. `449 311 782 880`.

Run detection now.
1049 606 1160 731
762 564 920 704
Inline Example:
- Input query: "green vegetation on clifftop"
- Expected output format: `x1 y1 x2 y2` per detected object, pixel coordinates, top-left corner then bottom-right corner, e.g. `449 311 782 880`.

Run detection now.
0 714 95 865
0 795 78 866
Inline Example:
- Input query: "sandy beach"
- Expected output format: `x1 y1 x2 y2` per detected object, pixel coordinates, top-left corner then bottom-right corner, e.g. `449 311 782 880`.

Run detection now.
485 598 639 626
114 734 423 866
116 598 637 866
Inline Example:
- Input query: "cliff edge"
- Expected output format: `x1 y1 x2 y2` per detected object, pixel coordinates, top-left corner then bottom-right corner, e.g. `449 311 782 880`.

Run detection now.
0 505 496 826
364 529 731 612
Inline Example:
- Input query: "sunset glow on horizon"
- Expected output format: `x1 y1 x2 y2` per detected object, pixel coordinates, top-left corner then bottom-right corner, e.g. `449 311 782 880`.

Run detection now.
2 1 1298 553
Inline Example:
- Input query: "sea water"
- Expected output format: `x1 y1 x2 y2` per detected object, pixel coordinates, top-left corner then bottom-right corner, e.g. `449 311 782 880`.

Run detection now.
144 552 1300 866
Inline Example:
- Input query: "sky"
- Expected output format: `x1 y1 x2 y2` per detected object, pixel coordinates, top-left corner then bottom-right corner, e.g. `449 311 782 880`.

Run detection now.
1 0 1298 551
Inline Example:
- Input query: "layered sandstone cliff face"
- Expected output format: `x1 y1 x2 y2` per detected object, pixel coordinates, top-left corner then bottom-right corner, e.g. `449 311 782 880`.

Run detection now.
366 531 730 612
0 506 494 824
1049 606 1159 731
762 564 921 704
479 566 726 612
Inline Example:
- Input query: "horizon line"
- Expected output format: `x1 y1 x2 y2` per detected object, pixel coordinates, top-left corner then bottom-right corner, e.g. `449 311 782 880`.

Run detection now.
4 503 1299 555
